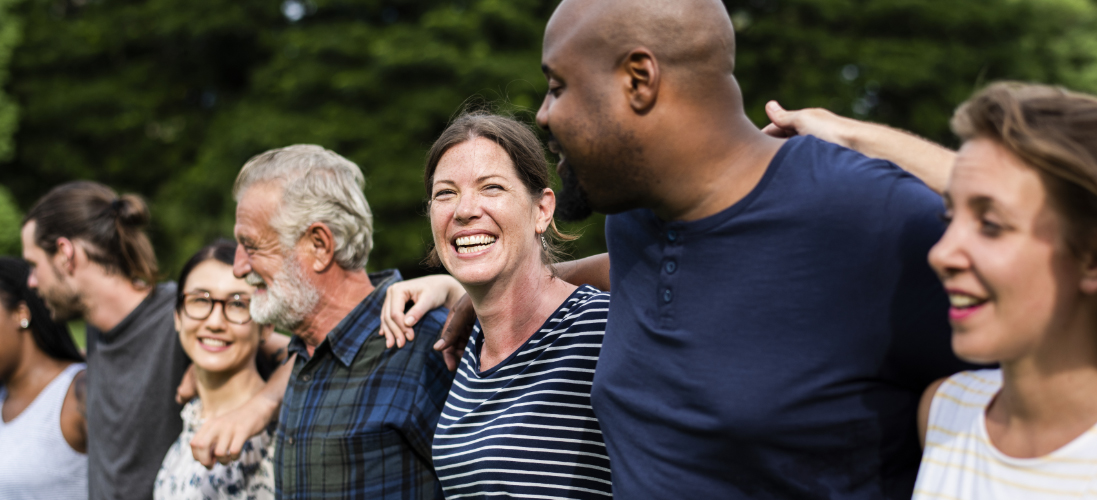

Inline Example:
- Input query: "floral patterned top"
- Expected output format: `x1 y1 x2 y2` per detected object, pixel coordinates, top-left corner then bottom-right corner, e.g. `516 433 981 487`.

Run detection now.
153 399 276 500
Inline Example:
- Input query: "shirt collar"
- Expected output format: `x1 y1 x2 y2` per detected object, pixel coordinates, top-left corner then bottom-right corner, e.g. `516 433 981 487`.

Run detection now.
286 269 403 367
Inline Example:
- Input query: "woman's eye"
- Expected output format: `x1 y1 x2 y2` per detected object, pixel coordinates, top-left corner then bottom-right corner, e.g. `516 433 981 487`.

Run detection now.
433 189 455 199
485 184 503 191
229 300 249 310
938 211 953 225
189 297 211 307
979 218 1003 237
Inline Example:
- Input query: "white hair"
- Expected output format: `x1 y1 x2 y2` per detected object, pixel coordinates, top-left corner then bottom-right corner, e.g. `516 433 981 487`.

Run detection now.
233 144 374 269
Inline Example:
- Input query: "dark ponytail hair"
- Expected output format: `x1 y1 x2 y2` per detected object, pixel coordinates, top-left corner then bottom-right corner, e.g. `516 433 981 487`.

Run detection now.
23 181 158 286
0 257 83 363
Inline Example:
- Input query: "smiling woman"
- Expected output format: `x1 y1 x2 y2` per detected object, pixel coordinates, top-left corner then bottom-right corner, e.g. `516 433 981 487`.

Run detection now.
913 83 1097 499
396 112 613 499
153 240 276 500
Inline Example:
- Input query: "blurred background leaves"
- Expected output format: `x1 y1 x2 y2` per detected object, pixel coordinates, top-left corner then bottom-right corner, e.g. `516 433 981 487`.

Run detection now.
1 0 1096 279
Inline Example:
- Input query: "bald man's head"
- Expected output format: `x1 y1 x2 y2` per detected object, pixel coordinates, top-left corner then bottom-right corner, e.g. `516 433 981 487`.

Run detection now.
536 0 746 219
546 0 736 85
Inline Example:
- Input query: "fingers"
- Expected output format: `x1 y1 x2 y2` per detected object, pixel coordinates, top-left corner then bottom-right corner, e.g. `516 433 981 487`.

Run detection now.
175 365 197 405
189 429 217 469
434 294 473 352
380 285 414 348
761 123 794 138
215 431 247 465
765 100 789 125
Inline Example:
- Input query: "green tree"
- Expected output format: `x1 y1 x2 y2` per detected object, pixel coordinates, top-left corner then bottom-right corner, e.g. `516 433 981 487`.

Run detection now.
0 184 21 256
2 0 1096 278
0 0 19 162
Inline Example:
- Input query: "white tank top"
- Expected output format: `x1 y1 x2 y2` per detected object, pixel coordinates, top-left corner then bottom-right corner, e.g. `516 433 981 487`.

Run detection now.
0 363 88 500
914 369 1097 499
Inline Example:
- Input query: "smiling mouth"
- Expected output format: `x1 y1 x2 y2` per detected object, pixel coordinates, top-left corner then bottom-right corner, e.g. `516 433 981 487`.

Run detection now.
948 293 988 310
455 235 497 254
199 338 231 348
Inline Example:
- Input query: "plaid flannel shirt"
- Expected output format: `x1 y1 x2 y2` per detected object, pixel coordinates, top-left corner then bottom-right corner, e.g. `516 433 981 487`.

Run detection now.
274 270 454 500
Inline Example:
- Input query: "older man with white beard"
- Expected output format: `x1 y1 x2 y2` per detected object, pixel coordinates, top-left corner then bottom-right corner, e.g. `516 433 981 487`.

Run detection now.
193 144 455 500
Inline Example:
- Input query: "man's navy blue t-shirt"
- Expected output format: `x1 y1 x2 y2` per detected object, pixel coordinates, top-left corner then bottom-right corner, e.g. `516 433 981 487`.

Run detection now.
592 135 970 499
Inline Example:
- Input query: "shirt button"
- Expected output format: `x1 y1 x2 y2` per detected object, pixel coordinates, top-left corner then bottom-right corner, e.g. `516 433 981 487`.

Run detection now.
301 374 312 382
663 289 673 303
287 436 295 445
666 230 678 242
664 260 677 274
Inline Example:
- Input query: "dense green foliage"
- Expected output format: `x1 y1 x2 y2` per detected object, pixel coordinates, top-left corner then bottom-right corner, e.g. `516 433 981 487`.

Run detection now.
0 184 20 256
0 0 18 163
1 0 1096 276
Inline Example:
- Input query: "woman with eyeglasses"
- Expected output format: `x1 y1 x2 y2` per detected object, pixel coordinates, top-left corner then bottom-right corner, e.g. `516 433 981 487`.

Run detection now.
153 240 276 500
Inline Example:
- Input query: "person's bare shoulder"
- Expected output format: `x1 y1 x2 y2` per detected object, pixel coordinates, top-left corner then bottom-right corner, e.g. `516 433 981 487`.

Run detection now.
60 367 88 454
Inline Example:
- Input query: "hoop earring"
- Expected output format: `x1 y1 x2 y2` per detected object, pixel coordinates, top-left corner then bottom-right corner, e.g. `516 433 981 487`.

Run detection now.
19 318 29 329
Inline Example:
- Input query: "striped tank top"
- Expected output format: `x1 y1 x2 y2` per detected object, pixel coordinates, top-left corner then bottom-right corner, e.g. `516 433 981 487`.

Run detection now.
914 369 1097 499
433 285 612 499
0 363 88 500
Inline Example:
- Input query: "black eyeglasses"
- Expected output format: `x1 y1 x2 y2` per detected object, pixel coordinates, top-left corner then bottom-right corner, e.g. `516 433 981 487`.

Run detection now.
182 292 252 325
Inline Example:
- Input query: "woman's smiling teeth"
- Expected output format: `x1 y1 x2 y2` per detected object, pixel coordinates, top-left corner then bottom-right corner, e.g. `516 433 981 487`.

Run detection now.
199 338 230 348
456 234 497 254
948 293 988 309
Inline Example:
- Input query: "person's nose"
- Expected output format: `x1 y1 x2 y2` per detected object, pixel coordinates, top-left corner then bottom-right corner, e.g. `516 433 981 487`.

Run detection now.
928 222 970 280
454 192 482 223
536 93 551 131
233 244 251 279
26 269 38 289
205 301 228 331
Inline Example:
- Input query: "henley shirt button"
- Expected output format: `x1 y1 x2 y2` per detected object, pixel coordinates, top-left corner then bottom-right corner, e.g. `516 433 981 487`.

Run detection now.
663 288 673 303
666 230 678 242
301 374 312 382
665 260 677 274
287 436 295 445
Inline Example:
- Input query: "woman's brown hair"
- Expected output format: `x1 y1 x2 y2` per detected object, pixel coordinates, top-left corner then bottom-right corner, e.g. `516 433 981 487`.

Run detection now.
23 181 158 286
952 82 1097 254
423 111 577 269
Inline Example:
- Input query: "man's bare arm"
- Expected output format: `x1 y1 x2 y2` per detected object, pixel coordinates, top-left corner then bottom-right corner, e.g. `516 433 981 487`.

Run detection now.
762 101 955 194
191 355 294 468
556 253 611 292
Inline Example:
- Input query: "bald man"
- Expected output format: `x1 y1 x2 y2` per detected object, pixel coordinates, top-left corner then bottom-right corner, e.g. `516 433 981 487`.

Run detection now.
535 0 970 498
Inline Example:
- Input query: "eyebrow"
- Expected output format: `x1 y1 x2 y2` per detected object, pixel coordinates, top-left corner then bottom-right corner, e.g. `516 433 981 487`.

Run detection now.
967 195 994 213
432 174 508 188
186 288 251 298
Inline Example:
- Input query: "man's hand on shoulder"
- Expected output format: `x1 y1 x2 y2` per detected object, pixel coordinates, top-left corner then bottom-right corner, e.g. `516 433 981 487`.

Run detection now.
190 357 292 468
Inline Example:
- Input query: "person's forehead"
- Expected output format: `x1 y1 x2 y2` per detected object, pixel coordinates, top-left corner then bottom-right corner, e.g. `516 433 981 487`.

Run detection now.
185 259 248 294
951 139 1044 209
435 138 515 180
542 1 599 72
235 183 282 233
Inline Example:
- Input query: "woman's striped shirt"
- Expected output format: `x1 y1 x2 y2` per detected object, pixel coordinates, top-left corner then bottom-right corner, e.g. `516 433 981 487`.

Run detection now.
433 285 612 499
914 369 1097 500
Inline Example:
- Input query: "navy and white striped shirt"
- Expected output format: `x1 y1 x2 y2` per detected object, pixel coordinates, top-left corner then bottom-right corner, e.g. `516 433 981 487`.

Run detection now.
433 285 612 499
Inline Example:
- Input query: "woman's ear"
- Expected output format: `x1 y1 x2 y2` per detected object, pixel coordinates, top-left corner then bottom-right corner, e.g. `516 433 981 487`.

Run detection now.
536 188 557 233
15 302 31 330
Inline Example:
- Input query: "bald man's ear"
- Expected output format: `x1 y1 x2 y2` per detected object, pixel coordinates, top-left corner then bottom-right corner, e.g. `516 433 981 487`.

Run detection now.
622 48 659 114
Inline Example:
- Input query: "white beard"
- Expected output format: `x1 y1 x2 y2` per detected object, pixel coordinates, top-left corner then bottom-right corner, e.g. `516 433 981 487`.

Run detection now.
246 256 319 331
